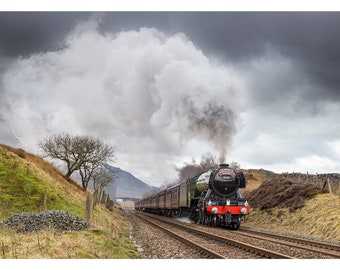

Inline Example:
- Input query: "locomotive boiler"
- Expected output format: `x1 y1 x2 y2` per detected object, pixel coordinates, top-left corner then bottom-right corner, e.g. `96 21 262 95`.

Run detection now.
135 164 250 229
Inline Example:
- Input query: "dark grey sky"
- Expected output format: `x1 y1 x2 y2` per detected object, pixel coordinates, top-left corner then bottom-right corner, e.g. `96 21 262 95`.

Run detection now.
1 12 340 98
1 11 340 185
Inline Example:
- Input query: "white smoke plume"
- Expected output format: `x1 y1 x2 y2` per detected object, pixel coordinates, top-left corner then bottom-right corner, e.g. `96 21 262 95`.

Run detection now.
0 17 245 185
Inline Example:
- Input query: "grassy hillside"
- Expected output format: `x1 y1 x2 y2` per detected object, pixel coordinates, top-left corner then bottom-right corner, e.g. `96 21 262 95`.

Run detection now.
0 144 86 219
0 144 140 258
245 194 340 242
243 171 340 242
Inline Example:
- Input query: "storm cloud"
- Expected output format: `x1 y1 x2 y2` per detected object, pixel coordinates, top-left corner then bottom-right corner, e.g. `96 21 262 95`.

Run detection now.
1 12 340 186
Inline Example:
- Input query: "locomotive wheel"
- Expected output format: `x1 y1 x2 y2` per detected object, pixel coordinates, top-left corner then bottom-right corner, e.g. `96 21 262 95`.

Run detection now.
203 216 208 225
206 214 212 226
233 222 240 230
201 211 206 224
212 215 217 227
202 212 207 225
196 213 201 224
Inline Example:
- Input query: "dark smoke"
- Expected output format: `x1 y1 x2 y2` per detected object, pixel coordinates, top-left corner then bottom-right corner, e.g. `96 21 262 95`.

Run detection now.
180 96 238 163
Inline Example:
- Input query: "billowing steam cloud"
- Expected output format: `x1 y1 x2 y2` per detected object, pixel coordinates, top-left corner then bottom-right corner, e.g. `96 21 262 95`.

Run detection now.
0 17 244 184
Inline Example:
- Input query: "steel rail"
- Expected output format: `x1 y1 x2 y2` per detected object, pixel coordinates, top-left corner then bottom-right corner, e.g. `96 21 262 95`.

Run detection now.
135 212 292 259
135 213 226 258
239 228 340 258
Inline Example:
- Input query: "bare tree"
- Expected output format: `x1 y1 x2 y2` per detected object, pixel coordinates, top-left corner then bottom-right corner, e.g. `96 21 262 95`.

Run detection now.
175 152 219 182
77 137 116 190
200 152 219 171
38 133 80 179
39 133 116 190
92 166 116 207
229 161 241 171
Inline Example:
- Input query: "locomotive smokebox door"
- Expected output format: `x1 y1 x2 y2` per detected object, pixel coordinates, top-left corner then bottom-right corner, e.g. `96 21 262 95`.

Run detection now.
210 164 239 197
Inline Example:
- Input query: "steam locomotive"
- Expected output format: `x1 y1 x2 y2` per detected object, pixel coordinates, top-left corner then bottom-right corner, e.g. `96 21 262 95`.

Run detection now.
135 164 251 229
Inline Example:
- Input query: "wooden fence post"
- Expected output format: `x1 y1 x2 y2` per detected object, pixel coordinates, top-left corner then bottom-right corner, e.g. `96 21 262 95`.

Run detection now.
43 193 47 211
100 191 105 204
85 195 92 222
327 178 333 195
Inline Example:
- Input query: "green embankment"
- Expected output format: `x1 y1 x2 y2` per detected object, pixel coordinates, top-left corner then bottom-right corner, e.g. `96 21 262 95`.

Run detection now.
0 145 84 219
0 144 140 259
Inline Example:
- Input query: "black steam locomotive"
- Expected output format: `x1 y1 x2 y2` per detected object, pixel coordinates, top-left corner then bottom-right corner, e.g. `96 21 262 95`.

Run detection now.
135 164 250 229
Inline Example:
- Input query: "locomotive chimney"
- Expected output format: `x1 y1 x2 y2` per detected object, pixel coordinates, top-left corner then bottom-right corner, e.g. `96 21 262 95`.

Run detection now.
219 164 229 167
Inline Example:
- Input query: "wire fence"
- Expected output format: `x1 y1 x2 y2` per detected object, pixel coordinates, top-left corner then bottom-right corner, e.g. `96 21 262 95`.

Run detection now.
247 169 340 198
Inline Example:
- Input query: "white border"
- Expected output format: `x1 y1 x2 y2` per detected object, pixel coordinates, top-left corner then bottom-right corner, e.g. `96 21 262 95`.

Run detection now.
0 258 339 269
1 0 340 12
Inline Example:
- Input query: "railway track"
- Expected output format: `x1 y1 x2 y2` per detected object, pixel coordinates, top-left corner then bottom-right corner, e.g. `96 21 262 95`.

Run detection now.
239 227 340 258
135 213 226 258
134 211 292 259
133 211 340 259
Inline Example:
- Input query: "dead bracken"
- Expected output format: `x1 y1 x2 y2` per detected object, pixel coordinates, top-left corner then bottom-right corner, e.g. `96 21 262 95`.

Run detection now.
245 179 326 211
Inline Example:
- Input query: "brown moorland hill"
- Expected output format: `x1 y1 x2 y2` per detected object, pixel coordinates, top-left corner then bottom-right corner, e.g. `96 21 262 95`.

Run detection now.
242 173 340 242
246 178 326 211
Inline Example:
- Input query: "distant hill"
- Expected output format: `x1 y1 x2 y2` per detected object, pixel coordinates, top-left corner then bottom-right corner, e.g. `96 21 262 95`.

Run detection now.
104 165 159 201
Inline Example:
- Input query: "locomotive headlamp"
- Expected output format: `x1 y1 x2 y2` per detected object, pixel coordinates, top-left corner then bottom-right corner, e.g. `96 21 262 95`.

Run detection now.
240 208 248 215
211 207 218 214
